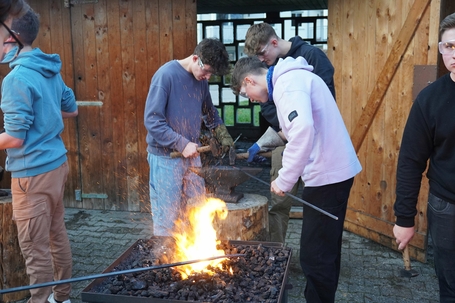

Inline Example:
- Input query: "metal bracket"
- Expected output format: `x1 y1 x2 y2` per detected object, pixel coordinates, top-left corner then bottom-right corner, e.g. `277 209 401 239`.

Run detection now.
74 189 107 201
76 101 103 107
64 0 99 8
75 189 82 201
82 193 108 199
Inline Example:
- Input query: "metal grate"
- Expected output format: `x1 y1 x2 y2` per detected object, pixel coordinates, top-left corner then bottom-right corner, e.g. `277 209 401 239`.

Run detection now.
198 14 328 140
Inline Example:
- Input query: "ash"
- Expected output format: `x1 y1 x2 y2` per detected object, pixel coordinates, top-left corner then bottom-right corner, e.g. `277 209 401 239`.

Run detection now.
89 238 291 303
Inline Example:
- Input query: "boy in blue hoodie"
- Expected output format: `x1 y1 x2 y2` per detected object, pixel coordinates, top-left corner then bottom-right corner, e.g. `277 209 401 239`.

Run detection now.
0 9 78 303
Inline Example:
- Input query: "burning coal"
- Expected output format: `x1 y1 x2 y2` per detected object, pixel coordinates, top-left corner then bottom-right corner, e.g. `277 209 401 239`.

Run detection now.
84 239 291 303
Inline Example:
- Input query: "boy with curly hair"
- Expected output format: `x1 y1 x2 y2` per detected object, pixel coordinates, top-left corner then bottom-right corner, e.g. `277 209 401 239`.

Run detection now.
144 38 233 237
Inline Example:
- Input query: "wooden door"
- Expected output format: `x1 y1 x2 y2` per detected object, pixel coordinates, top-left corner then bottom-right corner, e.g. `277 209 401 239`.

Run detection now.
66 0 196 211
327 0 442 262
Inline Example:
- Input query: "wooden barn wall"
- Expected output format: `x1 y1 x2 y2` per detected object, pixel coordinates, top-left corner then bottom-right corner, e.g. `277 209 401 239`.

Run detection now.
327 0 441 261
0 0 197 212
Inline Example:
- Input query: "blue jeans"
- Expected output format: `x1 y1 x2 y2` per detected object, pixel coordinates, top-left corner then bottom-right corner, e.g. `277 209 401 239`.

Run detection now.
147 153 205 236
299 178 353 303
427 193 455 302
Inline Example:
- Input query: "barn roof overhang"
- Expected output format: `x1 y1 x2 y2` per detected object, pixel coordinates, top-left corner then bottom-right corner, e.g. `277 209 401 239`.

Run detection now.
197 0 328 14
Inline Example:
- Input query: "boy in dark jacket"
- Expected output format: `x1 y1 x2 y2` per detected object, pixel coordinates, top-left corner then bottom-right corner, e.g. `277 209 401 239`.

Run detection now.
393 12 455 302
243 22 336 244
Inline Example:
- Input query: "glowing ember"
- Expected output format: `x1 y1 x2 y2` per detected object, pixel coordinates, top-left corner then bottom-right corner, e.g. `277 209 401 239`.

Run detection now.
171 197 228 279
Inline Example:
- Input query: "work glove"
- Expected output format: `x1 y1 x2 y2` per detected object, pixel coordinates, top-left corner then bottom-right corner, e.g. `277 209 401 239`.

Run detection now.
247 127 286 163
247 143 261 163
213 124 234 153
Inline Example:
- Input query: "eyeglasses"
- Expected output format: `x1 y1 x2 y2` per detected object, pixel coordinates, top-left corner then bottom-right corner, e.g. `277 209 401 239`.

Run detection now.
239 90 249 99
256 41 271 57
197 56 214 75
1 21 23 64
438 40 455 55
238 80 249 99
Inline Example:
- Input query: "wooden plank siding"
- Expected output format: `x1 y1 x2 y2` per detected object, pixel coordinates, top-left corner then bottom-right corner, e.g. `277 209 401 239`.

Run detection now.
67 0 197 211
327 0 440 262
0 0 196 212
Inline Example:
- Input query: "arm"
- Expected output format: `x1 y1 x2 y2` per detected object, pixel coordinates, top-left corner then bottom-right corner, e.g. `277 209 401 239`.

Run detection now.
393 100 432 248
259 100 280 131
0 132 24 149
202 88 223 130
144 81 190 153
273 89 314 193
0 75 33 149
304 47 336 99
62 109 78 118
60 80 78 118
202 89 233 151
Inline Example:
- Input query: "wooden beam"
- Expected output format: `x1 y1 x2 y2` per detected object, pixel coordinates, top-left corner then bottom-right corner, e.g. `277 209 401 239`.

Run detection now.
350 0 432 152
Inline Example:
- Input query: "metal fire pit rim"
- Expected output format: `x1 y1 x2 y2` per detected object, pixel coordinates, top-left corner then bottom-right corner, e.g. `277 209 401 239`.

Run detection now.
81 237 292 303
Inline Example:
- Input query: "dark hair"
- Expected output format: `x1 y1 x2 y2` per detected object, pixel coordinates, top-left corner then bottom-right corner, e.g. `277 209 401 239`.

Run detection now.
11 8 38 46
194 38 230 76
0 0 29 23
440 12 455 38
244 23 278 56
231 56 268 95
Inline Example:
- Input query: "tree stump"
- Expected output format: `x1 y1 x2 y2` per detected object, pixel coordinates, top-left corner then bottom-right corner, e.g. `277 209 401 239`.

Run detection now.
213 193 268 241
0 195 29 302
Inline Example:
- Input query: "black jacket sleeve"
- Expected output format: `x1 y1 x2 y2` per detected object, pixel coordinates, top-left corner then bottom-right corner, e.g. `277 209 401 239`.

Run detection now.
394 100 433 227
259 100 280 131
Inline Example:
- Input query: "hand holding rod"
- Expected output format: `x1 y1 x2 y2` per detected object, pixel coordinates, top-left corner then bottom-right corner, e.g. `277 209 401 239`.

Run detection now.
170 145 212 158
232 166 338 220
0 254 245 294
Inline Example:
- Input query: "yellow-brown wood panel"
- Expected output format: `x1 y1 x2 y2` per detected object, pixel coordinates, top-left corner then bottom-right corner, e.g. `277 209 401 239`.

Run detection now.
159 0 174 64
329 0 440 262
75 4 105 210
133 0 150 212
172 0 188 59
185 0 197 52
94 1 115 210
119 0 140 211
141 0 161 213
106 0 127 209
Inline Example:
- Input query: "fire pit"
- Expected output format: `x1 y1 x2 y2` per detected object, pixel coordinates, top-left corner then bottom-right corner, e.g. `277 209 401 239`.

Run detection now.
81 238 292 303
190 166 262 203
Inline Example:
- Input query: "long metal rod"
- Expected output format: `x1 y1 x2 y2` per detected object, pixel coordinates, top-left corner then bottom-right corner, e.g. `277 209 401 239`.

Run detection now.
0 254 245 294
233 166 338 220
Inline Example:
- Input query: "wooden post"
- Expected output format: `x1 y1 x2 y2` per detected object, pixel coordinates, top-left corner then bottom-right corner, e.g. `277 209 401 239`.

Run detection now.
0 196 29 302
213 194 269 241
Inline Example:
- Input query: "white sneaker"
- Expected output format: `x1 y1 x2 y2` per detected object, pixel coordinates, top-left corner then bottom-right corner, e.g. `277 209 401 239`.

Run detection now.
48 293 71 303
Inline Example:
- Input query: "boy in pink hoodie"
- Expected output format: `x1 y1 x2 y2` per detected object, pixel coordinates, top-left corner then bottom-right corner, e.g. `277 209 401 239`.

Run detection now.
231 56 362 303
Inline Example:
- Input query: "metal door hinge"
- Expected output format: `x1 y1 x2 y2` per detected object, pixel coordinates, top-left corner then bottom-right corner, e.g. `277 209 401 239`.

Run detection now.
64 0 99 8
75 189 82 201
75 189 107 201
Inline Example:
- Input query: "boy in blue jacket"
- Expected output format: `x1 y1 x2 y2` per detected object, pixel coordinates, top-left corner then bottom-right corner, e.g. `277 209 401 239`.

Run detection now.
0 9 78 303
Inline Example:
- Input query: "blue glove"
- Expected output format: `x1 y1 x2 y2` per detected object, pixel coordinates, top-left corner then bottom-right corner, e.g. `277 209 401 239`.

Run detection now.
247 143 260 163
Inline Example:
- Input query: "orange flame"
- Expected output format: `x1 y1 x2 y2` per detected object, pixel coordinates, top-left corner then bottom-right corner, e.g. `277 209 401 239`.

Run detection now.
172 197 228 279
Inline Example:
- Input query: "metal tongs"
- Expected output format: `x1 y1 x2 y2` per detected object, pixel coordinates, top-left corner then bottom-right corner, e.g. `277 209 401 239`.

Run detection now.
0 254 245 294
